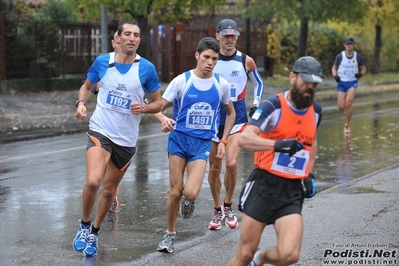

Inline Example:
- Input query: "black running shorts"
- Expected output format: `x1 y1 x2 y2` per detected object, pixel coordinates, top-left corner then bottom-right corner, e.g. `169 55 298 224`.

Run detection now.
238 168 304 224
86 130 136 172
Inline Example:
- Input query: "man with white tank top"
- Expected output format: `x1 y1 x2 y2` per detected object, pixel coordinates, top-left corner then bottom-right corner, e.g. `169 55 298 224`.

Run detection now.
331 36 367 134
207 18 264 231
73 22 162 257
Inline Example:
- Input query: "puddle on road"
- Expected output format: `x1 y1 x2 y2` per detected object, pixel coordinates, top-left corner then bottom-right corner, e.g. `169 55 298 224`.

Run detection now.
314 95 399 192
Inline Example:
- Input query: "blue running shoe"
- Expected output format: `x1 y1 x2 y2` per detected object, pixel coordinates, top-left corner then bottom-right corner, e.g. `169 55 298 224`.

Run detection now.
83 232 99 257
73 223 91 252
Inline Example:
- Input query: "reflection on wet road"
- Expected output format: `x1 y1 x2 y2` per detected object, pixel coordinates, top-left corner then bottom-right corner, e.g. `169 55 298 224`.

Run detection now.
0 90 398 265
316 95 399 192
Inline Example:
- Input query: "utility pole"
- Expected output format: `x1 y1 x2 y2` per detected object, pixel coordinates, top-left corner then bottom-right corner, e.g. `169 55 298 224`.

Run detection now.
101 5 108 53
245 0 250 54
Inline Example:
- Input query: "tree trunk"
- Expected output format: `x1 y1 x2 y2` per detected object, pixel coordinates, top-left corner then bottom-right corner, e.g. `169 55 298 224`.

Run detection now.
136 15 151 60
372 24 382 74
296 17 308 59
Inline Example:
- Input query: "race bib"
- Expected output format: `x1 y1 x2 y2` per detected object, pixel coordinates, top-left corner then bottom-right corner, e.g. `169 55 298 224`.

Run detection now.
186 102 214 130
271 149 309 177
104 88 133 114
229 83 238 101
344 66 355 76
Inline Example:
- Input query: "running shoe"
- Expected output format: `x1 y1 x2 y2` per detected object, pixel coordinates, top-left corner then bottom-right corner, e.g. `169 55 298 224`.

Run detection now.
109 196 119 213
157 232 175 253
73 223 91 252
344 124 351 134
208 209 225 230
180 198 195 219
83 232 99 257
223 204 238 229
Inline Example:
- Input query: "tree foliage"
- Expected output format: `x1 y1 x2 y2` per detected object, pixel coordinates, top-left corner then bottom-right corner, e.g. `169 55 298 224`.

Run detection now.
67 0 223 24
364 0 398 26
37 0 78 22
241 0 367 57
241 0 366 23
65 0 225 58
361 0 399 73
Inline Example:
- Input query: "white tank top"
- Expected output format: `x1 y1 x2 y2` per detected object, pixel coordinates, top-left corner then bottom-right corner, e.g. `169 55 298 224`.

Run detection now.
338 51 359 82
89 54 145 147
214 50 247 102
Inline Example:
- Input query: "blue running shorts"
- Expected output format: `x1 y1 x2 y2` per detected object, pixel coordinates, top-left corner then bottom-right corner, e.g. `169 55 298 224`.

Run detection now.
168 130 212 163
337 80 358 93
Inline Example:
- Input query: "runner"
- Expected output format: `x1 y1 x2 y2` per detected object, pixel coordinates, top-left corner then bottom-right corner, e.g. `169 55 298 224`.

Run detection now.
154 37 236 253
228 56 322 266
72 22 162 257
208 18 264 231
331 36 367 134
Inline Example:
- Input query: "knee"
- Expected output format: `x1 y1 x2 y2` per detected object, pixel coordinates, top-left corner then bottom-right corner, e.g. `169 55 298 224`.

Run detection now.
278 249 300 265
345 101 353 108
208 162 222 179
284 252 300 265
169 187 182 201
101 187 115 200
225 160 238 173
85 179 101 194
183 189 200 201
238 248 255 265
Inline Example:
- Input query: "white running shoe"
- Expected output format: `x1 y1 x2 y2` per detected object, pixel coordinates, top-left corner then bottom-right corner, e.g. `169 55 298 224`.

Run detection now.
223 204 238 229
208 209 225 230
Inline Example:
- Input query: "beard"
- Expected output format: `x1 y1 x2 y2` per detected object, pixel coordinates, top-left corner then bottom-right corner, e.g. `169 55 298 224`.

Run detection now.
290 80 315 109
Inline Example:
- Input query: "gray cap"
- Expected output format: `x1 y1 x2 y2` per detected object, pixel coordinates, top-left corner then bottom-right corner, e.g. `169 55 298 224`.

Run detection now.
217 19 240 36
344 36 355 44
292 56 325 84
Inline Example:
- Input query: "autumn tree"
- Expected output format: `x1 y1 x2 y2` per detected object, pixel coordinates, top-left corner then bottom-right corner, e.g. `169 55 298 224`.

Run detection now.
362 0 399 74
241 0 366 58
67 0 225 59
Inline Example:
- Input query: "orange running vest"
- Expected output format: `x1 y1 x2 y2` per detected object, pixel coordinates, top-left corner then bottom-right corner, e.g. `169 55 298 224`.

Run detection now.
254 93 316 180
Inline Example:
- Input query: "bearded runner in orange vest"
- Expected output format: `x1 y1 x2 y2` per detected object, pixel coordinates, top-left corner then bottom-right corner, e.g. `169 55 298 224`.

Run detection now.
228 56 324 266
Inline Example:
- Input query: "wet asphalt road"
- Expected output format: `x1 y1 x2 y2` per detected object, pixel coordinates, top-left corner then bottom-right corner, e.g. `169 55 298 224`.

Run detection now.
0 88 399 265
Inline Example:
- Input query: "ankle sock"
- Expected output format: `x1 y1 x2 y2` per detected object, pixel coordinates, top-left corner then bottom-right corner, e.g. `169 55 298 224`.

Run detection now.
81 220 91 226
253 250 262 265
166 230 176 235
91 225 100 233
223 202 232 208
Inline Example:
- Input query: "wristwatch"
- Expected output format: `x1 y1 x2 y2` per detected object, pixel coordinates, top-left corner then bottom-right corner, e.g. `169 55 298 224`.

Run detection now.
75 100 85 107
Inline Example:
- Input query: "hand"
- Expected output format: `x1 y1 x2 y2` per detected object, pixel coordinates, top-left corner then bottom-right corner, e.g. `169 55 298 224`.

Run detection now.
160 117 176 133
274 139 304 156
215 143 226 159
249 106 257 118
130 102 144 115
355 73 362 79
304 173 317 198
75 104 87 120
334 75 340 82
